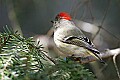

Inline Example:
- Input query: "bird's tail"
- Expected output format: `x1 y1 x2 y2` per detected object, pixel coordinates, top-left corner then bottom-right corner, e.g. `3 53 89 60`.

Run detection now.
86 49 105 64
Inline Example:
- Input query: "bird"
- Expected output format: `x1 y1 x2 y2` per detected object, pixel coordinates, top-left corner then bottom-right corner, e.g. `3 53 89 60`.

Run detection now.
52 12 104 63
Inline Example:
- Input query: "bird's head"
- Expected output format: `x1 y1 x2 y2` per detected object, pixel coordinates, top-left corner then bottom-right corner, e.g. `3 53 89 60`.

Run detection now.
51 12 72 31
55 12 72 21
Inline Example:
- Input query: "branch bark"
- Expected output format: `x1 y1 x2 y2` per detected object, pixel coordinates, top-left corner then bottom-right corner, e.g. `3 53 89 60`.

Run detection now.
71 48 120 64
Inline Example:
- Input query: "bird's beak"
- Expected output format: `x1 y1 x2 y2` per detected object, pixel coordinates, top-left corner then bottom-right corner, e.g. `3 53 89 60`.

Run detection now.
51 20 54 23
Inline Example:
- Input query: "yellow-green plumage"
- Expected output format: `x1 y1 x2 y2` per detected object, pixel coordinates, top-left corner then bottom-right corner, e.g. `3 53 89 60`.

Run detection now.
53 12 104 63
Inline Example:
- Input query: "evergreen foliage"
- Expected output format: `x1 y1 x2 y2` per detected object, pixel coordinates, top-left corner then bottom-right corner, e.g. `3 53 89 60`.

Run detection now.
0 26 95 80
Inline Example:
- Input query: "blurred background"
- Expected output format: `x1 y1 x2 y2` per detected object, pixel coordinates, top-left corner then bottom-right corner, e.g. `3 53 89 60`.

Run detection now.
0 0 120 80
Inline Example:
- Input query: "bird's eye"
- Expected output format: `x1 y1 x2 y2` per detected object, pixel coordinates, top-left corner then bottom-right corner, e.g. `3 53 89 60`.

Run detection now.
54 21 56 24
55 16 59 21
51 21 57 24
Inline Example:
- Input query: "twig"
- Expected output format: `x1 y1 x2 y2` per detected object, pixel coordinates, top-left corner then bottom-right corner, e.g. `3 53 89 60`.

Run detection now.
70 0 88 19
88 0 94 22
41 51 56 65
92 0 111 40
100 0 111 27
113 49 120 79
70 48 120 64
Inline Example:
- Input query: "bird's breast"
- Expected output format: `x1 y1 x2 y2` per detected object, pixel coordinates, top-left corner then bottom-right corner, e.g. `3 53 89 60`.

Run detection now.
53 25 87 57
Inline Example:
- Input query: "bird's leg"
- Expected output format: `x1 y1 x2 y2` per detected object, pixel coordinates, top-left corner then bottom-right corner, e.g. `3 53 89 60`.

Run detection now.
68 54 90 64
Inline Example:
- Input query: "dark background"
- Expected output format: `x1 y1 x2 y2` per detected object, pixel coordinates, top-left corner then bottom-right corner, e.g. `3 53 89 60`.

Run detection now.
0 0 120 80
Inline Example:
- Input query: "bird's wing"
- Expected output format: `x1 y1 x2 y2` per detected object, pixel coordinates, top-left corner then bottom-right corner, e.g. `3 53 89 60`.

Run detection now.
60 36 104 62
61 36 95 49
